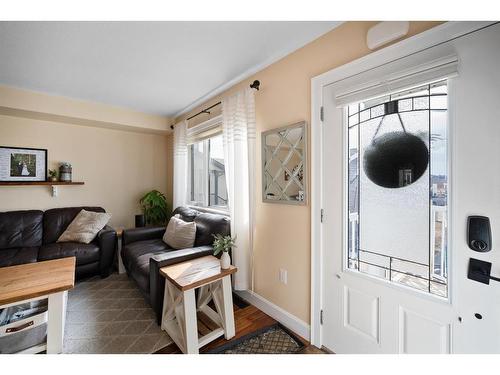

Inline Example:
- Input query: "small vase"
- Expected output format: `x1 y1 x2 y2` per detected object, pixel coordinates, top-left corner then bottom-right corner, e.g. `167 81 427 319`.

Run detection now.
220 252 231 269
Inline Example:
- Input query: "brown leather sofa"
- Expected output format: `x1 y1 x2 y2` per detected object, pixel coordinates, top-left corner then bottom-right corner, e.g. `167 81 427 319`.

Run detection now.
122 206 230 323
0 206 117 279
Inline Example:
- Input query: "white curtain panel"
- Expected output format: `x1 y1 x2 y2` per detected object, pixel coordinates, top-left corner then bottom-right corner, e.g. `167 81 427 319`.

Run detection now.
222 88 256 291
173 120 188 209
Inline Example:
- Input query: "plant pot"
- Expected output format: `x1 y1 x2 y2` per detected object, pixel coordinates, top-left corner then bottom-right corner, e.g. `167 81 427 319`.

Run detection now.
220 252 231 270
49 177 58 182
135 214 145 228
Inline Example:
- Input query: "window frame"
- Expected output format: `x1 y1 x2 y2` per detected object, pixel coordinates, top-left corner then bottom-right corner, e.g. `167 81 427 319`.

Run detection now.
186 115 228 213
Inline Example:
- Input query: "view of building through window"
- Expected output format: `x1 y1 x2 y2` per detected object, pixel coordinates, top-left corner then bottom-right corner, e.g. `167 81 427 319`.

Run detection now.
189 134 228 209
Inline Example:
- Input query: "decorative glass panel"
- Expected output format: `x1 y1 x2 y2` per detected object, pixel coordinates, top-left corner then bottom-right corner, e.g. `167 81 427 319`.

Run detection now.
346 81 448 297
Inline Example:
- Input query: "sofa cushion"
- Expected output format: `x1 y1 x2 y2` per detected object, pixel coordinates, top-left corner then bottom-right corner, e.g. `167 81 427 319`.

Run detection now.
57 209 111 244
38 242 100 266
0 210 43 249
122 239 172 294
0 247 39 267
172 206 199 222
122 238 170 271
43 206 105 245
194 213 231 246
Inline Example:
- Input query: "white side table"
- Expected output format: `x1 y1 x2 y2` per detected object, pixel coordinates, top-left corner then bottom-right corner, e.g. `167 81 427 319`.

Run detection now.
160 255 237 354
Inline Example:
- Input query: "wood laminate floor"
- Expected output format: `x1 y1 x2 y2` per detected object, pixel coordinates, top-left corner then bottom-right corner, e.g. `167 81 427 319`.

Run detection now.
154 301 325 354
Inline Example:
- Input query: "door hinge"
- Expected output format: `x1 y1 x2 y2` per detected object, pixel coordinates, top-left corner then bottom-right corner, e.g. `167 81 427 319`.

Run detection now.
320 309 324 325
320 106 324 122
320 209 324 223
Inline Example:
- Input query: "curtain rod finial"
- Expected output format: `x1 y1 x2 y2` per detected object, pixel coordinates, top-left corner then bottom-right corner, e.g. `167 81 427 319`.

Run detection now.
250 80 260 91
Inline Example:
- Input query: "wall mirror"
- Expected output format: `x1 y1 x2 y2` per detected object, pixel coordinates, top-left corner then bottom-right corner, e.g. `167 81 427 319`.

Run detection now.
262 121 307 205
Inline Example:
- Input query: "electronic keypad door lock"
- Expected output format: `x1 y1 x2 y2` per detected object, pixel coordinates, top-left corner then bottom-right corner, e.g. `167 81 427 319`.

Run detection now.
467 258 500 285
467 216 492 252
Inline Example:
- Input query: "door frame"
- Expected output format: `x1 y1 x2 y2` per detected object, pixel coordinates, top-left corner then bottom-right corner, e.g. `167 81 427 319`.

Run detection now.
309 21 494 348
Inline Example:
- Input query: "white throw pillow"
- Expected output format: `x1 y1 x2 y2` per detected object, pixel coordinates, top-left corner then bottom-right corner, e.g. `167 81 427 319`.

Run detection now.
163 216 196 249
57 209 112 244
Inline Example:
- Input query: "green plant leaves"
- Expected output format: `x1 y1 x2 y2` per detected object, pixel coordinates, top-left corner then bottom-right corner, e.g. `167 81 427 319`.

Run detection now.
139 190 170 226
212 233 236 256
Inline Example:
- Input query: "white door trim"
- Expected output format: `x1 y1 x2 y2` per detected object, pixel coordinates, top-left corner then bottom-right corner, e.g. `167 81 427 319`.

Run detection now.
309 21 495 348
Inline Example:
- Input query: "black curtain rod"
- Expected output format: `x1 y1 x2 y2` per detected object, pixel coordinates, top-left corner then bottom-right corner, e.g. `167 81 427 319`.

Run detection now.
170 80 260 130
186 101 222 121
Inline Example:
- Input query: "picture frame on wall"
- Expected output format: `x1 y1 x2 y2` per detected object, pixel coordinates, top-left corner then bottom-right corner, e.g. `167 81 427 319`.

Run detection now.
0 146 47 182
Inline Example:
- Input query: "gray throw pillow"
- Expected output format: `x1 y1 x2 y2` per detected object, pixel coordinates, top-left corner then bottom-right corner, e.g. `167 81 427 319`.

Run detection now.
57 209 112 244
163 216 196 249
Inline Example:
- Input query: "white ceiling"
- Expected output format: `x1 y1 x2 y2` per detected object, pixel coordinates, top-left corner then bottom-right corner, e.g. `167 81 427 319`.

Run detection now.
0 21 341 117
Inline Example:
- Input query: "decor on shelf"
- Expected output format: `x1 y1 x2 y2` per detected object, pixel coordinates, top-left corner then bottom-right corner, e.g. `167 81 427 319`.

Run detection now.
48 169 58 182
261 121 307 204
58 162 72 182
0 146 47 182
139 189 170 226
212 233 236 269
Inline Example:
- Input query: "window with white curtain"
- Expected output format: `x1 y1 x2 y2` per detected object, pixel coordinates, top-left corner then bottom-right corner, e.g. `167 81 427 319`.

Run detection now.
187 116 228 210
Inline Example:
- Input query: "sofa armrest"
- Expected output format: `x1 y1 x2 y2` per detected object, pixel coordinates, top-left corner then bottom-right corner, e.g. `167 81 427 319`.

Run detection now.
149 245 214 324
97 225 117 277
122 226 165 246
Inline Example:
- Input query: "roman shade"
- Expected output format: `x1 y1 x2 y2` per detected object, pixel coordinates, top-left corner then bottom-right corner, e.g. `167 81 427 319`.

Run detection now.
332 44 459 107
186 114 223 144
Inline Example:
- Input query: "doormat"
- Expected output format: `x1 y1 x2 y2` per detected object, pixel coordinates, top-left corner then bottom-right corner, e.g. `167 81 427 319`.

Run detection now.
207 323 304 354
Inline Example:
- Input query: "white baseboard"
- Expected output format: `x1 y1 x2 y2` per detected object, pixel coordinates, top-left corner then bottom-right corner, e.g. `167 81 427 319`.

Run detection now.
235 290 310 341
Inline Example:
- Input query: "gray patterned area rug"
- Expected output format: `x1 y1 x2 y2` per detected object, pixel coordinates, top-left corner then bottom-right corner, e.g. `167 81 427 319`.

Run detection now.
64 273 173 354
209 324 304 354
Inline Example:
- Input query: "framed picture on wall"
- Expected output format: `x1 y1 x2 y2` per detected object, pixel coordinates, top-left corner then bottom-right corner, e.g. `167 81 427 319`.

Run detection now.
0 146 47 182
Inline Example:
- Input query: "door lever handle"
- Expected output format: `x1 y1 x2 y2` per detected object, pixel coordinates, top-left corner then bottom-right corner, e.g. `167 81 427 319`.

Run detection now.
467 258 500 285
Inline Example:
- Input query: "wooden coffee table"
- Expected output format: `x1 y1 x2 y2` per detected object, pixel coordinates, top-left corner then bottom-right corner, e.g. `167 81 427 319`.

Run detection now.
160 255 237 354
0 257 75 354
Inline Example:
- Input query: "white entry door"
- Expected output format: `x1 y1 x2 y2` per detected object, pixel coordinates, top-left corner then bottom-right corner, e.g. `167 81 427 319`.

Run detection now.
320 23 500 353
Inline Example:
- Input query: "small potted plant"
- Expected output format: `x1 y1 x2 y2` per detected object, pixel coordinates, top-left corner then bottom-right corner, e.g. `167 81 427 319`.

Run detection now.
48 169 58 182
139 190 170 226
212 234 236 270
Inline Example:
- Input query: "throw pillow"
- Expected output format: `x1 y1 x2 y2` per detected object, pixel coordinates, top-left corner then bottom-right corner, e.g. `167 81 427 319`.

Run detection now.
57 209 112 244
163 215 196 249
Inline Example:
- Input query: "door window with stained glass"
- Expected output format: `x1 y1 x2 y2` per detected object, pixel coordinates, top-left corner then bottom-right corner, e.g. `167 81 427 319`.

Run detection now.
347 80 448 297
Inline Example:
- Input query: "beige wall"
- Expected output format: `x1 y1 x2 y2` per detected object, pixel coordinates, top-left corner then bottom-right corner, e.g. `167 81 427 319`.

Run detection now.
0 87 172 229
174 21 443 323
